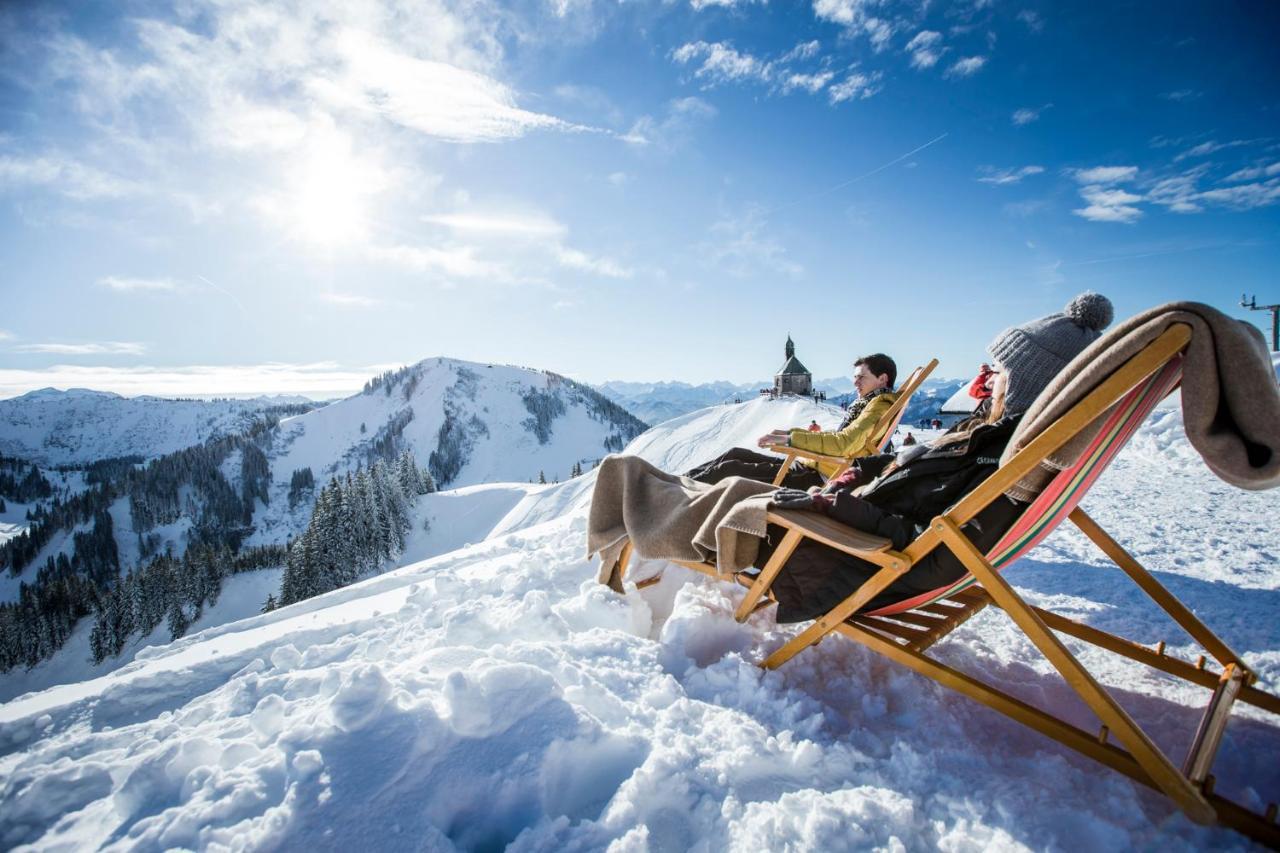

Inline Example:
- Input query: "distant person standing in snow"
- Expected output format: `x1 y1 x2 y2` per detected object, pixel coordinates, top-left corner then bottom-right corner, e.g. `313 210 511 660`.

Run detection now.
807 420 822 432
683 354 899 490
760 292 1115 621
969 362 997 419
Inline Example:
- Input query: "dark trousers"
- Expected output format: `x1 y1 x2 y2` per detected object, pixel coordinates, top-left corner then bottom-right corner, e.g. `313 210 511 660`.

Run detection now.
684 447 824 491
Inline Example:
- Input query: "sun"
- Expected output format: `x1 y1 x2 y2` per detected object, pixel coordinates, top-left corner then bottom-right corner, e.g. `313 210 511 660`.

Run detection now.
274 127 387 250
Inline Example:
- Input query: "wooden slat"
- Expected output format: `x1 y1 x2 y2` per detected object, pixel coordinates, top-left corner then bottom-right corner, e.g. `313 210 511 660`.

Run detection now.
876 609 948 629
766 508 893 555
829 619 1280 847
910 595 991 653
850 615 929 641
1183 664 1245 784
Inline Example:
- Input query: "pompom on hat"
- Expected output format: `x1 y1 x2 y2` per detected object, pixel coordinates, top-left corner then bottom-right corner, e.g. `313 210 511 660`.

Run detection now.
988 292 1115 415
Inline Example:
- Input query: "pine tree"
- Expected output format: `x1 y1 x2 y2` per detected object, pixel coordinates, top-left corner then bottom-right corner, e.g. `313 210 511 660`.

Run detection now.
166 598 188 641
538 470 546 484
262 594 277 613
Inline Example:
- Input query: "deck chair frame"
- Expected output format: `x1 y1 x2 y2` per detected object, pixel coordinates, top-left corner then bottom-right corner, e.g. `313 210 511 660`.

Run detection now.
608 325 1280 844
768 358 939 486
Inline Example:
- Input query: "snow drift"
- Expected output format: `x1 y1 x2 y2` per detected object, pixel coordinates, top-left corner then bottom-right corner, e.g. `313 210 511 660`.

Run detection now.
1 393 1277 851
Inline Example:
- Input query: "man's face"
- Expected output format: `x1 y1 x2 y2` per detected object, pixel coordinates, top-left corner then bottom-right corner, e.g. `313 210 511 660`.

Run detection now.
852 364 887 395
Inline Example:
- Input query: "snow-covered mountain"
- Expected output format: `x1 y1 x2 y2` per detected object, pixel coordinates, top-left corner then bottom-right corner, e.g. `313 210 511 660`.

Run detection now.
2 388 1277 849
244 358 646 545
0 389 316 467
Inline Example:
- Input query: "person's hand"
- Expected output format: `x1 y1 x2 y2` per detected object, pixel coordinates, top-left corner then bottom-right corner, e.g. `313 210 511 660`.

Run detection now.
769 488 818 510
756 430 788 448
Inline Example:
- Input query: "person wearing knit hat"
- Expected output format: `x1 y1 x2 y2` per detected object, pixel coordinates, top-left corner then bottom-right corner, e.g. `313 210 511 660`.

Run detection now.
987 292 1115 415
753 291 1117 623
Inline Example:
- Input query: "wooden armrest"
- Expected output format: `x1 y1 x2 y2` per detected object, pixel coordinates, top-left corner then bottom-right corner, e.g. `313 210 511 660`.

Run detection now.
769 446 850 467
766 508 893 555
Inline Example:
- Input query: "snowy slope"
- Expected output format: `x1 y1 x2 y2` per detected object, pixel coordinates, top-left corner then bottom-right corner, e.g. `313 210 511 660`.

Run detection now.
247 358 644 545
0 389 312 466
1 390 1277 849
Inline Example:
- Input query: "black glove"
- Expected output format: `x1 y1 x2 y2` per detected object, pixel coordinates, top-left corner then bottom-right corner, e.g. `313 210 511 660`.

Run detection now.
769 488 820 511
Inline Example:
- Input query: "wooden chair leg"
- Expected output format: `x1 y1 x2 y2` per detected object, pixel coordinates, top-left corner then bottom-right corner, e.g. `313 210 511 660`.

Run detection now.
932 517 1215 824
762 557 908 669
1070 508 1246 672
735 528 803 621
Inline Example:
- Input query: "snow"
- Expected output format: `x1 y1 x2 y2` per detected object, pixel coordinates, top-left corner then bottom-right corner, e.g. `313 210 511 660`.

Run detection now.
245 358 650 548
1 391 1277 849
0 389 309 467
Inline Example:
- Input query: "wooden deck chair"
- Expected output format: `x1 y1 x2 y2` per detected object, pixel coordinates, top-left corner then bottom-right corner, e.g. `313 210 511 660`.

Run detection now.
610 325 1280 843
768 358 939 487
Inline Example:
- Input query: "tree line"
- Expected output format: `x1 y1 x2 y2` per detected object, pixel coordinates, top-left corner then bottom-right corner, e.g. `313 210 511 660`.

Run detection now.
280 451 433 606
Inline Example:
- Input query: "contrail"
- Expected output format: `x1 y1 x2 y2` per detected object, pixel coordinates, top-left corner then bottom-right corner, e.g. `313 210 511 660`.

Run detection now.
197 275 247 315
767 131 950 214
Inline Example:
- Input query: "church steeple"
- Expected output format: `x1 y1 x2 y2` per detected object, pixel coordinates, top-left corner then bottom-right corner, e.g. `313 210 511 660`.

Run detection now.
785 334 795 360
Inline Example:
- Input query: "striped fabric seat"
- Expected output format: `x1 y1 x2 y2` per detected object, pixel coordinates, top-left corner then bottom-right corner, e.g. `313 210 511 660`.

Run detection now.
865 354 1184 617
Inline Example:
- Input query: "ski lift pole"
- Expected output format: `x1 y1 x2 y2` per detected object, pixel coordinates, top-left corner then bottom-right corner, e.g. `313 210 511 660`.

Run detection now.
1240 294 1280 352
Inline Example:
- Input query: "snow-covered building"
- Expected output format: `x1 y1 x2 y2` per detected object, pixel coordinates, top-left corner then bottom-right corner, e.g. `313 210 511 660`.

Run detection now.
773 335 812 396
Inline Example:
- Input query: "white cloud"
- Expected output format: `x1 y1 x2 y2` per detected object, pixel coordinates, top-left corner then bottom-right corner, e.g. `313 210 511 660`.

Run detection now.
367 243 506 279
0 330 12 341
690 0 766 8
1174 139 1255 162
422 211 568 239
13 341 148 355
905 31 943 69
319 293 382 308
781 71 836 95
1195 179 1280 210
671 41 772 86
621 97 716 149
944 56 987 78
1226 162 1280 182
98 275 181 292
976 165 1044 185
607 171 630 187
0 154 142 200
313 29 582 144
1147 165 1280 214
1011 104 1051 125
1160 89 1201 102
704 206 803 278
1016 10 1044 32
554 246 632 278
1073 186 1144 223
15 0 585 246
1144 167 1210 213
828 72 883 103
1071 166 1138 184
0 362 393 400
781 40 822 62
812 0 893 51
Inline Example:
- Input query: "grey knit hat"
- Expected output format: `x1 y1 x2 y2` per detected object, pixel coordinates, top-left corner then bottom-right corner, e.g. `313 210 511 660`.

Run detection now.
988 292 1115 415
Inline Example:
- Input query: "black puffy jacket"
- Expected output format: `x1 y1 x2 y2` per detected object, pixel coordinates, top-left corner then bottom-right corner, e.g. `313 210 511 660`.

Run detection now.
761 415 1027 623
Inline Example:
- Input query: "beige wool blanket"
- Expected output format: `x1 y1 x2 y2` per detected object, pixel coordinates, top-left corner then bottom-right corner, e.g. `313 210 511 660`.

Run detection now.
1003 301 1280 501
586 455 778 584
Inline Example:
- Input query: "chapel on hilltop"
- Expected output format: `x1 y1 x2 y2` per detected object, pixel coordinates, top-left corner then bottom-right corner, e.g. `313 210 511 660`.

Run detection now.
773 335 812 397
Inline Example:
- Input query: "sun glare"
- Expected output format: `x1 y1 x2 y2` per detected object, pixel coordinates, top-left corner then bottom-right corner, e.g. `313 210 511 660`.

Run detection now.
278 128 386 249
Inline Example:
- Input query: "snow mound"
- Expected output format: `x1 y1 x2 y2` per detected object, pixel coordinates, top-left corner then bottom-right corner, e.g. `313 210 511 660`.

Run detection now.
2 382 1277 849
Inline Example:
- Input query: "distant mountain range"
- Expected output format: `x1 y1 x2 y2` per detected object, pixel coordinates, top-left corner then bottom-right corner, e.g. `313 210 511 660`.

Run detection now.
596 375 965 427
0 389 318 467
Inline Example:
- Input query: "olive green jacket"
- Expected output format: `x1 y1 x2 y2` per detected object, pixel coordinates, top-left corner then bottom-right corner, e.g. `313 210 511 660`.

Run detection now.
787 390 899 476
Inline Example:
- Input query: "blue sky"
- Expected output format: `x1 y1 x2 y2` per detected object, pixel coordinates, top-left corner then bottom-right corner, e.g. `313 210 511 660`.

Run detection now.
1 0 1277 398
